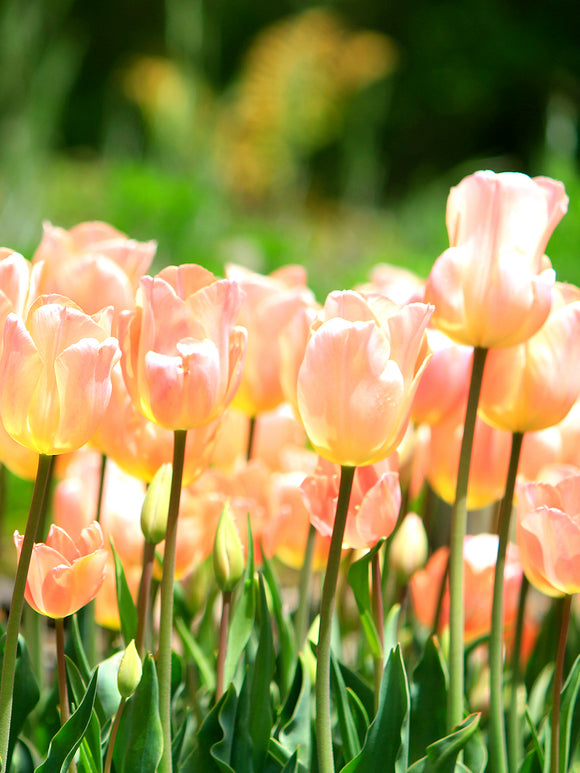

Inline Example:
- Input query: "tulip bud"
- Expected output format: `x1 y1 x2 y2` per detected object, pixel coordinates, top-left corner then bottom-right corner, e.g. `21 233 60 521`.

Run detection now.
213 501 245 593
117 639 142 699
141 463 172 544
389 512 428 583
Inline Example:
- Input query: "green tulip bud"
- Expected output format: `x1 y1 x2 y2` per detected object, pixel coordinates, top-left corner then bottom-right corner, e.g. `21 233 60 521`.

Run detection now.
141 463 172 544
389 512 428 583
117 639 142 699
213 501 245 593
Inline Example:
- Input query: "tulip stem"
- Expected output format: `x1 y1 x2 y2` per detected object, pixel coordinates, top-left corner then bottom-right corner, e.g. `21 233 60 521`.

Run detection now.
136 541 157 658
371 551 385 712
295 523 318 648
246 416 257 461
447 346 488 731
55 617 77 773
157 430 187 773
215 590 232 702
508 574 529 773
489 430 523 773
316 464 355 773
0 453 54 771
551 594 572 773
104 697 126 773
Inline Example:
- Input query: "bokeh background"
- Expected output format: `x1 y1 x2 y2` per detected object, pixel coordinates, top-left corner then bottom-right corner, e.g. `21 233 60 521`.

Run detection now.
1 0 580 298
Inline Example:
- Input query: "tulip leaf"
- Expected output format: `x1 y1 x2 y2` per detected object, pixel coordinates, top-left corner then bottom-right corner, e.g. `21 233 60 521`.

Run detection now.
548 653 580 773
347 542 384 660
276 655 312 768
260 546 297 699
247 573 276 772
223 571 256 691
180 685 238 773
34 668 98 773
337 659 375 722
0 633 40 773
409 636 448 764
340 644 410 773
331 652 362 763
112 653 163 773
280 749 300 773
176 616 216 691
64 657 102 773
266 738 309 773
406 713 481 773
111 541 138 647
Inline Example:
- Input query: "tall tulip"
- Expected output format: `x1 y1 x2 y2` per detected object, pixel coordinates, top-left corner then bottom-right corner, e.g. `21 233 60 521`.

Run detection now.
424 170 567 349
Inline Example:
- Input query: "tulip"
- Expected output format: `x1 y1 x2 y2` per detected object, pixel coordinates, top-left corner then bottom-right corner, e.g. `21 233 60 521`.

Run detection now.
479 283 580 433
388 512 428 583
356 263 425 305
296 290 433 467
516 476 580 597
409 534 523 644
32 221 156 324
0 296 120 455
424 170 567 348
118 264 247 430
300 455 401 550
225 263 316 416
13 522 108 619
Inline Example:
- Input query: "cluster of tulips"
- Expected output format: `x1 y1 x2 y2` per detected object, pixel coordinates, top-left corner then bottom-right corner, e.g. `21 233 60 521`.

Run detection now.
0 170 580 773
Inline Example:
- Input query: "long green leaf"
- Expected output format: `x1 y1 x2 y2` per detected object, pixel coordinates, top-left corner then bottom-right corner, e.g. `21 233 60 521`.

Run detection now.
557 653 580 773
406 713 481 773
1 634 40 772
64 657 102 773
277 656 313 769
331 652 362 764
409 636 448 764
347 542 384 659
340 645 410 773
223 574 256 690
35 668 99 773
113 654 163 773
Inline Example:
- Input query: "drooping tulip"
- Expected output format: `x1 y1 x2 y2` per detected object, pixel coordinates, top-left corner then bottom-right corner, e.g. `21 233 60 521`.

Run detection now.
14 522 108 619
296 290 433 467
516 476 580 597
0 296 120 455
424 170 567 348
118 264 247 430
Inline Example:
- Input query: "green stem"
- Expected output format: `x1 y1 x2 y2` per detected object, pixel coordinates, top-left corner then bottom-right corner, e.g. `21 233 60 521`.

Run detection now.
371 551 385 712
136 541 157 658
55 617 77 773
157 430 187 773
551 594 572 773
0 453 54 770
246 416 257 461
104 697 126 773
447 346 488 731
315 465 355 773
215 590 232 702
295 523 318 648
508 574 529 773
489 431 523 773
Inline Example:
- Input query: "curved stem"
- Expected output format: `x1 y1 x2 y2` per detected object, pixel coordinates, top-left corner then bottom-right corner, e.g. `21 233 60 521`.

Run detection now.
0 453 54 768
104 697 126 773
489 431 523 773
551 594 572 773
295 523 318 648
508 574 529 773
157 430 187 773
315 464 355 773
246 416 257 461
448 346 488 730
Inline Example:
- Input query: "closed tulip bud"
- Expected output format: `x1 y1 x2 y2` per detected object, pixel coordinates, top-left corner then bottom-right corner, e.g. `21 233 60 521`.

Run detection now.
141 463 172 544
117 639 142 699
213 502 245 593
389 512 428 582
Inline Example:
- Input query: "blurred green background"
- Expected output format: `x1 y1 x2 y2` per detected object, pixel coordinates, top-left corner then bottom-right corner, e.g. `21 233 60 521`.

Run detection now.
1 0 579 299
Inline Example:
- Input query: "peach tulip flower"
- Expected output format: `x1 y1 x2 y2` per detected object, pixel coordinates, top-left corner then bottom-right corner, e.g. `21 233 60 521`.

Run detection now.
118 264 247 430
14 522 108 619
296 290 433 467
479 282 580 433
356 263 425 305
0 296 120 455
517 476 580 597
411 329 472 426
424 170 567 348
300 455 401 550
426 403 512 509
409 534 523 644
93 363 221 484
225 263 317 416
32 221 156 325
